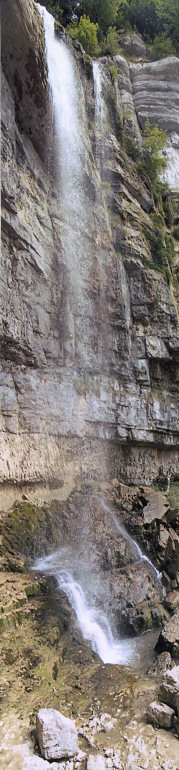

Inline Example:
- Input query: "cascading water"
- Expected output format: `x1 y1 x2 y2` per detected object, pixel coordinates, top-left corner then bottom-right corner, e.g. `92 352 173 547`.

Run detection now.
38 4 96 365
93 61 107 168
33 551 136 665
101 500 161 580
35 6 158 666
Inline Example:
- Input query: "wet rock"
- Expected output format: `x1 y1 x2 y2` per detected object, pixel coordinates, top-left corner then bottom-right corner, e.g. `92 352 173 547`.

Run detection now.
1 0 48 159
147 651 172 676
159 665 179 716
155 608 179 657
1 0 179 491
159 683 178 715
36 708 79 760
147 700 175 729
165 508 179 528
164 590 179 613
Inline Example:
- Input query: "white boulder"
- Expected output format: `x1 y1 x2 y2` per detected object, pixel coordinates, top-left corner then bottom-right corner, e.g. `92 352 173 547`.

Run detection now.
36 708 79 760
87 757 107 770
24 758 51 770
147 700 175 729
165 665 179 689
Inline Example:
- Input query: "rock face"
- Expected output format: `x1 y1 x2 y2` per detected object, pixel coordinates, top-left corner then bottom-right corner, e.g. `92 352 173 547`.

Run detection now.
1 1 179 496
156 608 179 657
36 708 79 760
130 56 179 193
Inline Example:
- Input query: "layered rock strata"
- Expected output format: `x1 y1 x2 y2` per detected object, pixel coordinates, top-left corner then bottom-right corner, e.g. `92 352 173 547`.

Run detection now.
1 1 179 498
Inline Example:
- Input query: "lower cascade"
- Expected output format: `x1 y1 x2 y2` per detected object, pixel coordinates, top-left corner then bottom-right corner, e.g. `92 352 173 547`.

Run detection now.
34 552 136 665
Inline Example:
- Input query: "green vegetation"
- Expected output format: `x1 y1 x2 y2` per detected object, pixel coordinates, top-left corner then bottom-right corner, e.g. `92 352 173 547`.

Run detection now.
151 32 175 59
173 224 179 240
38 0 179 56
101 26 119 55
109 64 119 82
139 119 167 183
68 14 98 55
135 119 176 283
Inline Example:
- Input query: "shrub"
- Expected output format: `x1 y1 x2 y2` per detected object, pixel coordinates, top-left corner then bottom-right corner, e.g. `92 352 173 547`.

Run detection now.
151 32 175 59
124 129 141 161
101 26 119 55
173 224 179 240
109 64 119 83
165 234 175 269
68 15 98 56
163 195 174 228
141 119 167 183
148 227 175 282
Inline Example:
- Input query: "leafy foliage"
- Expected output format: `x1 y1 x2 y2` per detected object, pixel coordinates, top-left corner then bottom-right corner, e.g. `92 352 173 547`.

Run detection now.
40 0 179 55
101 26 119 54
173 224 179 240
139 119 167 183
151 32 175 59
68 15 98 55
81 0 120 34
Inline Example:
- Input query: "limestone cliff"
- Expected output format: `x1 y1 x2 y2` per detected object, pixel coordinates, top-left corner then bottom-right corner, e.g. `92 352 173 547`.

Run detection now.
1 0 179 503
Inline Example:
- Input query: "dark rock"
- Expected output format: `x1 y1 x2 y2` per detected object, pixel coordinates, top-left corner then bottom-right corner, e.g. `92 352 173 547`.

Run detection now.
1 0 48 159
164 590 179 613
155 608 179 657
147 651 172 676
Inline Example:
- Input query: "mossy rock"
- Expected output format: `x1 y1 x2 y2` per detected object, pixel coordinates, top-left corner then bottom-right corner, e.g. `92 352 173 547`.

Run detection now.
1 500 67 568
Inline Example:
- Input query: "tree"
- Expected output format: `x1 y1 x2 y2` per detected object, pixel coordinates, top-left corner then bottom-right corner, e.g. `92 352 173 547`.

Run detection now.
142 119 167 181
122 0 160 41
69 14 99 55
80 0 120 34
102 26 119 54
158 0 179 54
152 32 175 58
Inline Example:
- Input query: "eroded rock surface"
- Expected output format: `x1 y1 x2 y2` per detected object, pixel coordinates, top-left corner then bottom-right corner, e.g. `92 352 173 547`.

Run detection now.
36 708 78 760
1 1 179 494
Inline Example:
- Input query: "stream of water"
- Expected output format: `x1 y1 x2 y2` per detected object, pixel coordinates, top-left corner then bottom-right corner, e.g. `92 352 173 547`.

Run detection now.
101 500 161 580
33 551 137 665
36 6 159 666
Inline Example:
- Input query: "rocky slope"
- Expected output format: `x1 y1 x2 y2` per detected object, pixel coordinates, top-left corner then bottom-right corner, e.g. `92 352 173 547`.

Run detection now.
0 480 179 769
1 2 179 499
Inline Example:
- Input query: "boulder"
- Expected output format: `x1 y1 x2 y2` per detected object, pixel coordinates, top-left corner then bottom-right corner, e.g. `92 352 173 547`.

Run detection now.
147 700 175 729
87 758 107 770
147 651 172 676
119 33 147 58
165 665 179 689
159 665 179 716
164 590 179 613
155 608 179 657
159 682 179 715
36 709 79 760
24 758 51 770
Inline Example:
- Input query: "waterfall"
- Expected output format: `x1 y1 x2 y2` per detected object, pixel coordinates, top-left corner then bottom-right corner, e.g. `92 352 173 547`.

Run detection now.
93 61 107 168
38 4 94 364
35 7 159 664
33 551 136 665
101 500 161 580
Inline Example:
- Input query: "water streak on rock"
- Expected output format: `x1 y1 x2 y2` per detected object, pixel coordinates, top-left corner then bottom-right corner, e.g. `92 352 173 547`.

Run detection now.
101 500 161 579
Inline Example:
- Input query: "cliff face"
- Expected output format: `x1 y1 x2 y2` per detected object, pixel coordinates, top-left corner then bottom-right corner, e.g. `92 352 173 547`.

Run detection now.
1 1 179 502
